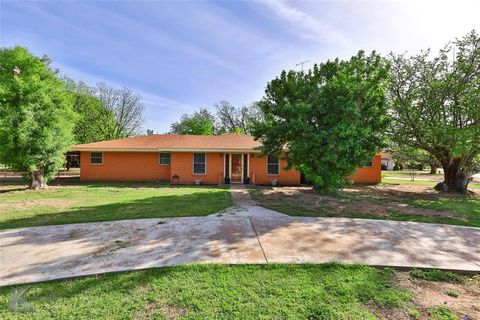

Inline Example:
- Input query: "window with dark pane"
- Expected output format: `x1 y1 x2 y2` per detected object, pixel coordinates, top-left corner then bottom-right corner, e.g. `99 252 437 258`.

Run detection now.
90 152 103 164
364 160 373 167
160 153 171 165
193 153 206 174
267 154 279 175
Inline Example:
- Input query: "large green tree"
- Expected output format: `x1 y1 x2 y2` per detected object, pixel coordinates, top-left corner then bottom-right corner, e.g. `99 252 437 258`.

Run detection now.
170 108 215 135
389 30 480 193
254 51 390 191
0 46 76 189
64 80 117 143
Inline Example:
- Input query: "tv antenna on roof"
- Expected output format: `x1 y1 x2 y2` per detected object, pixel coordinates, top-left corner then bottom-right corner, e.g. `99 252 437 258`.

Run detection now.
296 60 310 72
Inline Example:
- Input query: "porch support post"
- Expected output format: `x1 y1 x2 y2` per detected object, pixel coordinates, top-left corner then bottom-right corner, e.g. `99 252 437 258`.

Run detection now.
241 153 244 184
228 153 231 178
223 153 225 179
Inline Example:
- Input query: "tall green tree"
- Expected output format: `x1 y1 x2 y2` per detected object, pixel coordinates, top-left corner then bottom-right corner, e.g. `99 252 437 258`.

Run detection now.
0 46 75 189
254 51 390 191
170 108 215 135
64 80 117 143
389 30 480 193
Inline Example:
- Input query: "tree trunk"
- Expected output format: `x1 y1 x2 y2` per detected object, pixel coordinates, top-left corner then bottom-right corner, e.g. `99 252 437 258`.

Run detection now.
434 158 472 194
29 166 48 190
429 165 438 174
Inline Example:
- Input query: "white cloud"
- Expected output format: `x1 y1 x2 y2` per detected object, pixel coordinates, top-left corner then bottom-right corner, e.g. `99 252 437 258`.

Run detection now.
261 0 350 46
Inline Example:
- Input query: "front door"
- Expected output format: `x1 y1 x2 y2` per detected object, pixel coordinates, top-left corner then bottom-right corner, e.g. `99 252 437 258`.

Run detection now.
230 154 243 183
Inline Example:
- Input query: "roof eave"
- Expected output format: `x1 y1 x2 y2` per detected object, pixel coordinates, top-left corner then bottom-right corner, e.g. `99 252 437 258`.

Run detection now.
71 147 262 153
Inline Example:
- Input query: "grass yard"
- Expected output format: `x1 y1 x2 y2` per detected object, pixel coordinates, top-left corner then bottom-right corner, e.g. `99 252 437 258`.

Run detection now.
382 169 445 179
1 264 477 320
250 182 480 227
383 177 480 189
0 181 231 230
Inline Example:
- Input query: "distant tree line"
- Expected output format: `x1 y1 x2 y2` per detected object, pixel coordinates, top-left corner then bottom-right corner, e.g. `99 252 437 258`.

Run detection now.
170 100 263 135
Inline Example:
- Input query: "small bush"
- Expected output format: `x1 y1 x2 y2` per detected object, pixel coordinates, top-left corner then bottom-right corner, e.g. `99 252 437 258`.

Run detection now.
408 308 421 319
427 306 458 320
445 290 459 298
410 269 464 283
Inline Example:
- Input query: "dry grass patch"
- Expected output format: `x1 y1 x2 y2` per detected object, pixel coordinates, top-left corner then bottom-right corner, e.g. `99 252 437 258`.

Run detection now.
250 184 480 226
393 272 480 319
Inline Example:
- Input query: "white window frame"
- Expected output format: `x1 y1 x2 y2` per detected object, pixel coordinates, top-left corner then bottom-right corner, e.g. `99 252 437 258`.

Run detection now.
90 152 103 165
159 152 171 165
266 154 280 176
193 153 207 175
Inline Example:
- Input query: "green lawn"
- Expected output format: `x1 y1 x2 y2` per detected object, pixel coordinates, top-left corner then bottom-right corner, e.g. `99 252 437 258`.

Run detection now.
0 263 412 320
382 169 444 178
382 177 480 189
0 182 231 230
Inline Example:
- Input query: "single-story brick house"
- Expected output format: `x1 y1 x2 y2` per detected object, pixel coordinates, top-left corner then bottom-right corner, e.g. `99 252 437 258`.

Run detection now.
71 133 381 185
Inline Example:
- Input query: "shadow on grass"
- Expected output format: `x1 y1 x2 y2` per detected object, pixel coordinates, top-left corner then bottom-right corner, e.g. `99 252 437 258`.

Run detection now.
0 188 231 230
0 187 28 194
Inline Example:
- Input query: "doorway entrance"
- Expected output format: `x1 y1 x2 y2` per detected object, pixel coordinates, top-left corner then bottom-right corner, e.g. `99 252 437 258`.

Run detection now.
230 154 243 183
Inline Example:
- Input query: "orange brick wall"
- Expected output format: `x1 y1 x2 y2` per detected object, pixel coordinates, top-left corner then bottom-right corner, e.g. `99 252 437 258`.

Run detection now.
80 151 171 182
79 151 380 185
170 152 224 185
249 154 301 185
351 154 382 184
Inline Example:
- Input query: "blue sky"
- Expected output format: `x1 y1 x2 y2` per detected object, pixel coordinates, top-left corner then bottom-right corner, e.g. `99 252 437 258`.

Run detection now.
1 0 479 133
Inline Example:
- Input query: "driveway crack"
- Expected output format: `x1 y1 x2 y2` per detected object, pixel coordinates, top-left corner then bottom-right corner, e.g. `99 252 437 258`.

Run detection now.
248 217 268 263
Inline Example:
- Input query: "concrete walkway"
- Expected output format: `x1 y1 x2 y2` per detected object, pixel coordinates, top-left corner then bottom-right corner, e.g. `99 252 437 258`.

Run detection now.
1 185 479 286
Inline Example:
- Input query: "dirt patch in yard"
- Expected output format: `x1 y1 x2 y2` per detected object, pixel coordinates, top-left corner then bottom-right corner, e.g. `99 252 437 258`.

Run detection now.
368 272 480 319
394 272 480 319
134 299 188 320
252 185 469 220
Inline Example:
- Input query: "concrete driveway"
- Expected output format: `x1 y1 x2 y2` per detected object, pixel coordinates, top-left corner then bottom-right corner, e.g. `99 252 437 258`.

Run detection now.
1 202 480 286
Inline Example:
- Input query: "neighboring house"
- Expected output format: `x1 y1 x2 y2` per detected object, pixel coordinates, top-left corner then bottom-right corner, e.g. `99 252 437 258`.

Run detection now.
380 151 394 171
71 133 381 185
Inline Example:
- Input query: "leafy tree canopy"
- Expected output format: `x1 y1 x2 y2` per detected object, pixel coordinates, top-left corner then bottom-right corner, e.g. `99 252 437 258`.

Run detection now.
389 30 480 193
170 108 215 135
0 46 75 188
390 145 440 173
170 102 263 135
254 51 390 191
64 79 117 144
